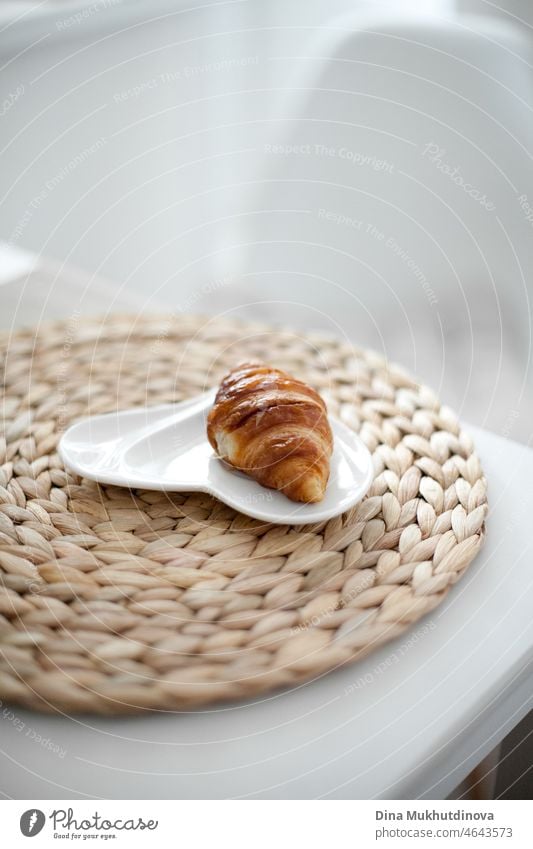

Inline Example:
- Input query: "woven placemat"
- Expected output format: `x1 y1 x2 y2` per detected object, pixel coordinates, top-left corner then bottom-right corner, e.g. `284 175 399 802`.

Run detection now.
0 314 487 714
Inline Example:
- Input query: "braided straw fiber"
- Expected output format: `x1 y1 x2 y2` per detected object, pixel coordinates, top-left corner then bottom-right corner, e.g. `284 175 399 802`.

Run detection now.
0 314 487 714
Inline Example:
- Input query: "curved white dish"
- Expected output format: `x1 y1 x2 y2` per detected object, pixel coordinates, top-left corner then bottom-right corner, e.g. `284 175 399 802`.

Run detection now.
58 390 374 525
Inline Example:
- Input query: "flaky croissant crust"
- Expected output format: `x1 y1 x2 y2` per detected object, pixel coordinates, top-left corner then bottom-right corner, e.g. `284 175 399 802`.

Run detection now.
207 362 333 503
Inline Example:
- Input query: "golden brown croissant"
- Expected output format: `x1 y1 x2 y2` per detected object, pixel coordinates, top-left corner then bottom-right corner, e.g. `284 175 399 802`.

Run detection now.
207 362 333 503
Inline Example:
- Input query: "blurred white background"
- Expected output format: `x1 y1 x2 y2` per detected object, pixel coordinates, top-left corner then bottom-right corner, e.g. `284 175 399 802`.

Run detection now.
0 0 532 442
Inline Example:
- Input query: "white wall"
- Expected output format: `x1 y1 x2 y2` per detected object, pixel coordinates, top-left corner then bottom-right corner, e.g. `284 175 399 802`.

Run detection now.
1 0 532 440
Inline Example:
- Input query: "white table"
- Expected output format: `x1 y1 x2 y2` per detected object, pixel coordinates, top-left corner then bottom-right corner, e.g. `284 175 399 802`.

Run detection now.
1 249 532 799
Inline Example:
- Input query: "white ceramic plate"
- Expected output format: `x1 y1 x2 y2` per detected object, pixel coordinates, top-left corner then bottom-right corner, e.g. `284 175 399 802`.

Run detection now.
59 390 374 525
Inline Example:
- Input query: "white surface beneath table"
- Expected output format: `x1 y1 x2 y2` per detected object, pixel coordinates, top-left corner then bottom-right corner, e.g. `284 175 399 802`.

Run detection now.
0 426 532 800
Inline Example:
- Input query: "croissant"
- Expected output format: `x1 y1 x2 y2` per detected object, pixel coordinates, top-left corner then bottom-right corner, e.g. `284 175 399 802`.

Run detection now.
207 362 333 503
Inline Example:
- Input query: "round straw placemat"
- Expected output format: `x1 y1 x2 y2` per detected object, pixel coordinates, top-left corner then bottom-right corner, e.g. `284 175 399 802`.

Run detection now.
0 314 487 714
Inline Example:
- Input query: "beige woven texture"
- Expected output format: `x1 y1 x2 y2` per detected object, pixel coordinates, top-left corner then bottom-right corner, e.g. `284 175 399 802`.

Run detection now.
0 314 487 714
